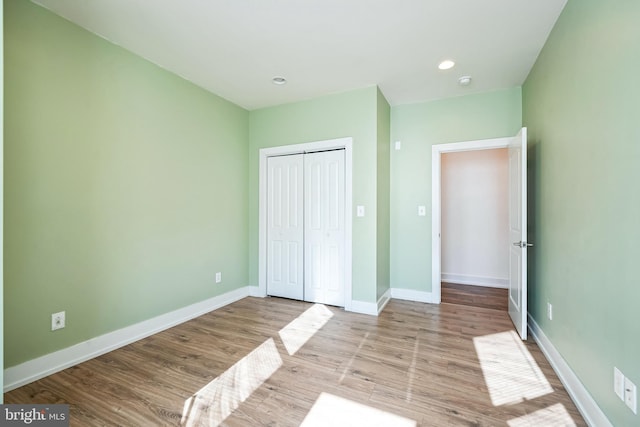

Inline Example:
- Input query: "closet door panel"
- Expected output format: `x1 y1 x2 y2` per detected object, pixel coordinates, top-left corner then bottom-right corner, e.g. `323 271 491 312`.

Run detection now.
267 155 304 300
305 150 345 306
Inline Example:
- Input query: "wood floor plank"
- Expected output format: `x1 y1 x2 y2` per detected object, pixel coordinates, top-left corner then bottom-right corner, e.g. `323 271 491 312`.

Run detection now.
442 282 508 311
5 297 586 426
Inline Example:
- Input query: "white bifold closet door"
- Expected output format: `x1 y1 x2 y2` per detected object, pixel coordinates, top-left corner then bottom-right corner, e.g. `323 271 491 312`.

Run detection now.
266 150 345 306
267 154 304 300
304 150 345 306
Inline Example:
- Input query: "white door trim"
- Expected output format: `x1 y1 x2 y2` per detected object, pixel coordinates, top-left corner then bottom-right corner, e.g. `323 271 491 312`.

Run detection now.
258 137 353 311
431 136 512 304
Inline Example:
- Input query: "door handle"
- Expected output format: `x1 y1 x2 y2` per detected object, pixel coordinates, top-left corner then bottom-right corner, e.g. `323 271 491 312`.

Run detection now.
513 241 534 248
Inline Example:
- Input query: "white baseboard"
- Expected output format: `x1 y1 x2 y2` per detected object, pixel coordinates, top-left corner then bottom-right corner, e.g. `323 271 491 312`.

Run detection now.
441 273 508 289
528 314 612 427
248 286 264 297
349 300 379 316
377 289 391 314
4 287 251 393
390 288 433 303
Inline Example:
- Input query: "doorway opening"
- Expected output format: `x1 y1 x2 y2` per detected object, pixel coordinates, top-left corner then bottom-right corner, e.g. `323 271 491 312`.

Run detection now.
440 148 509 312
432 128 528 339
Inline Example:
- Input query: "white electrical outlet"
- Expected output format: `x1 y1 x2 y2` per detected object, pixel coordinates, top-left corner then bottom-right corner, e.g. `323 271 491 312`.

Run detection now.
547 302 553 320
51 311 65 331
215 272 222 283
624 377 637 414
394 141 401 150
356 206 365 217
614 367 625 400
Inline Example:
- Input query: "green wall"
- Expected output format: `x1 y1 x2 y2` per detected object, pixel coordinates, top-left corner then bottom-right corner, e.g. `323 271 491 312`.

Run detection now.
523 1 640 425
248 87 382 303
376 89 391 300
390 88 522 293
4 0 249 367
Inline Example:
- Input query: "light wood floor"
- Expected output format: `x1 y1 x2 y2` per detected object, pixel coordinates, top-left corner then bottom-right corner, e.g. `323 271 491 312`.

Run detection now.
5 297 586 426
442 282 508 311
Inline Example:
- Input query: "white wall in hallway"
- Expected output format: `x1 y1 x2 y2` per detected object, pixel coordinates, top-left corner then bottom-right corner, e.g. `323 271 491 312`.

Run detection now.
441 148 509 288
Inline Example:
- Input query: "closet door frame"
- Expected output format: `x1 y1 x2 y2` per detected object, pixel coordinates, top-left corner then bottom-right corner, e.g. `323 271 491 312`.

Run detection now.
258 137 353 311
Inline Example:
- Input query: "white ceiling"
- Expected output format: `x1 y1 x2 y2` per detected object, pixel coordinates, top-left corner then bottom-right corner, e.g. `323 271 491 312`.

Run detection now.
32 0 567 111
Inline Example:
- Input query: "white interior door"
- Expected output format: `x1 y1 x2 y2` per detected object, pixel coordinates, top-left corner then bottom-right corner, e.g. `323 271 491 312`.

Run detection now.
304 150 345 306
508 128 528 339
267 155 304 300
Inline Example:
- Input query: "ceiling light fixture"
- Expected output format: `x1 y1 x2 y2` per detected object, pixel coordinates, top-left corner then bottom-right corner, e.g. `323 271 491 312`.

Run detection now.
458 76 472 86
438 60 455 70
272 76 287 85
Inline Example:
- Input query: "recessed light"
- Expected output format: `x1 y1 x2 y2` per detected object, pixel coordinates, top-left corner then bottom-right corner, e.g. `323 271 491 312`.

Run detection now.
438 60 455 70
458 76 472 86
272 76 287 85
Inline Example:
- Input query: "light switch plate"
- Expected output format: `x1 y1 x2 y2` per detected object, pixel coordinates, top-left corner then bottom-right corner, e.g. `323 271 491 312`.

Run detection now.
624 377 637 414
418 205 426 216
356 205 365 217
614 367 625 400
394 141 401 150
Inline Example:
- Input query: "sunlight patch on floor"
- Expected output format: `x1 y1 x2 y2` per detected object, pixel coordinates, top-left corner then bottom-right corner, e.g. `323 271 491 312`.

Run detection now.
279 304 333 355
300 392 417 427
507 403 576 427
181 338 282 427
473 330 553 406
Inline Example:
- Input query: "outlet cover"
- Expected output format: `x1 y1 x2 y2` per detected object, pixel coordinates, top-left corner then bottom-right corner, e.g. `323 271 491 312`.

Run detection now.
624 377 637 414
614 367 625 400
51 311 66 331
215 272 222 283
547 302 553 320
356 205 365 217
